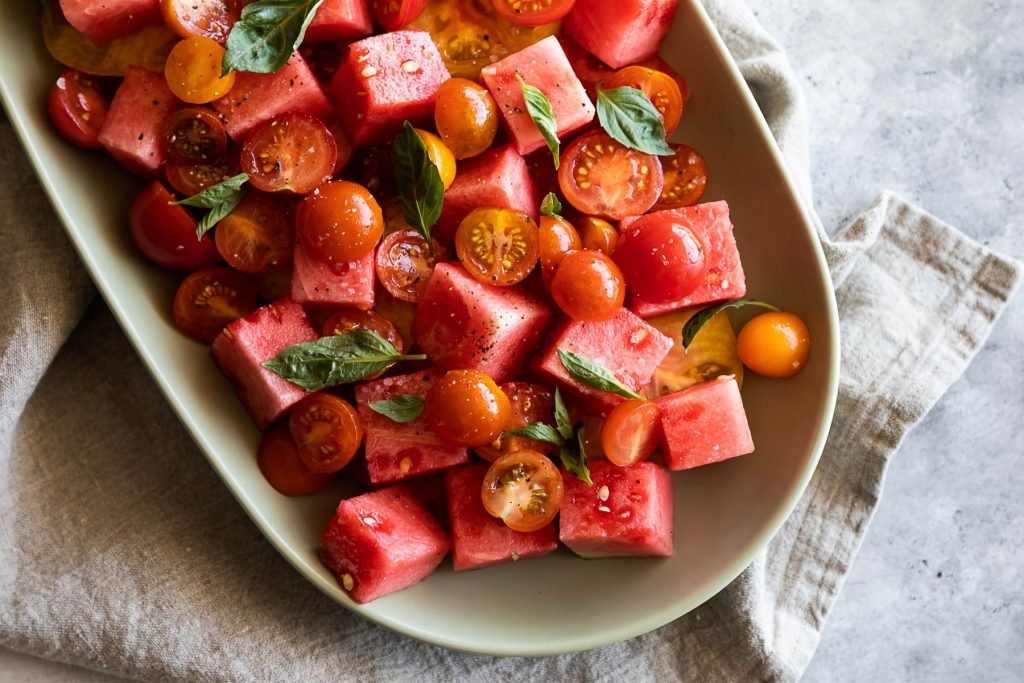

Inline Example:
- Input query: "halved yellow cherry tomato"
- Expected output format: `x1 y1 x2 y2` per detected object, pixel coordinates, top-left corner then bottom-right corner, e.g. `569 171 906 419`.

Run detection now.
455 207 540 286
645 309 744 396
736 311 811 378
481 450 564 532
604 65 685 134
164 36 235 104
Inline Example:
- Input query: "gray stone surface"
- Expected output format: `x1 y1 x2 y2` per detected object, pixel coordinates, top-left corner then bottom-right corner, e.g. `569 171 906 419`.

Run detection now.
2 0 1022 680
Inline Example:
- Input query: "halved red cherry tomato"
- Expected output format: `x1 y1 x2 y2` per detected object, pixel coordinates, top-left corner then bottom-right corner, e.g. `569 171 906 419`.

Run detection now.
172 266 257 342
288 394 364 474
164 161 233 196
375 229 446 302
550 249 625 322
214 193 294 274
129 181 220 270
475 382 556 462
600 399 662 467
424 369 512 447
321 309 405 353
736 311 811 379
257 423 334 496
538 215 582 284
481 450 564 532
47 69 108 149
297 181 384 264
491 0 575 26
241 115 338 195
614 215 706 304
558 130 664 221
371 0 428 30
160 0 241 43
434 77 500 160
160 107 227 164
455 207 539 286
574 216 619 255
604 65 684 134
655 144 708 210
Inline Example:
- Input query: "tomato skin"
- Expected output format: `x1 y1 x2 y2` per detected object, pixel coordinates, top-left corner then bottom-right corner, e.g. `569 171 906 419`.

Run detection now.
736 312 811 379
257 423 334 496
604 65 684 134
129 181 220 270
172 266 258 342
481 450 564 532
491 0 576 26
538 215 582 284
475 382 556 462
214 193 294 274
455 207 540 286
558 130 664 221
434 77 500 160
655 144 708 211
375 229 446 302
424 369 512 447
164 161 233 196
371 0 428 30
48 69 108 149
600 399 662 467
550 250 626 322
321 309 405 353
414 128 457 189
241 114 338 195
164 36 235 104
160 107 228 164
575 216 619 255
296 181 384 264
288 394 364 474
614 216 706 304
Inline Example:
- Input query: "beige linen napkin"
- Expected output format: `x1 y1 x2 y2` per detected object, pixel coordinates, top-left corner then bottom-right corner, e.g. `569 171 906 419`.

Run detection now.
1 0 1019 680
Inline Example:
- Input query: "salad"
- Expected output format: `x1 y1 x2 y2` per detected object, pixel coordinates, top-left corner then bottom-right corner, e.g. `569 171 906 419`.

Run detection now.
44 0 813 604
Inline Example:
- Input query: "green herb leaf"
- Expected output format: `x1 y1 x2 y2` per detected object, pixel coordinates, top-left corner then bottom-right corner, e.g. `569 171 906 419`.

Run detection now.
392 121 443 251
553 387 573 441
172 173 249 238
222 0 324 75
504 422 565 446
517 74 560 169
596 86 674 156
562 433 593 486
557 349 644 400
262 329 427 391
540 192 562 217
368 394 425 423
681 298 781 349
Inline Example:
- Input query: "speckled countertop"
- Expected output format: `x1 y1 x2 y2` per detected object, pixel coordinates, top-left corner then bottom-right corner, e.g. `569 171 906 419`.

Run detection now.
2 0 1021 680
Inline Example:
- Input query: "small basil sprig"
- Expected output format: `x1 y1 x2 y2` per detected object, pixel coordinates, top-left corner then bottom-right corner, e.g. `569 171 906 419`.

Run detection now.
596 86 674 156
503 388 592 485
517 75 560 169
540 192 562 218
557 349 643 400
172 173 250 239
262 329 426 391
681 298 781 349
368 394 425 423
553 387 573 441
392 121 443 253
222 0 323 75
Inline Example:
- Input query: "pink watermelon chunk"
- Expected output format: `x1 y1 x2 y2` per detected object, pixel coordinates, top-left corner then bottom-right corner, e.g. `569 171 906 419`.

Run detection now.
562 0 677 69
620 201 747 317
330 30 450 146
320 485 449 603
59 0 161 42
536 308 673 414
413 263 552 382
97 66 181 177
435 144 538 241
445 464 558 571
354 370 471 484
211 298 318 430
212 53 333 140
480 35 595 156
655 375 754 470
304 0 373 43
559 460 674 558
291 240 375 310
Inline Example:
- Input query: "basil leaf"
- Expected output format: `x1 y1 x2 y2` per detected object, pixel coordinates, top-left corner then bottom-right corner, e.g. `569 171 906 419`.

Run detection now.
517 75 560 169
505 422 565 447
262 329 427 391
392 121 443 251
596 86 674 156
681 298 781 349
557 349 644 400
540 192 562 217
368 394 425 423
222 0 323 75
172 173 249 239
562 434 593 486
553 387 573 441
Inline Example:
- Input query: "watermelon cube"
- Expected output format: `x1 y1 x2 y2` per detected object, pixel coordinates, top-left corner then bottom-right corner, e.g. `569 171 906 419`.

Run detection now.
480 36 595 156
620 201 747 317
445 464 558 571
59 0 161 42
559 460 674 558
655 375 754 470
291 240 375 310
563 0 678 69
213 53 333 140
413 263 552 382
97 66 181 177
435 144 538 241
354 370 471 484
536 308 673 414
320 485 449 603
304 0 373 43
330 30 450 146
211 298 318 430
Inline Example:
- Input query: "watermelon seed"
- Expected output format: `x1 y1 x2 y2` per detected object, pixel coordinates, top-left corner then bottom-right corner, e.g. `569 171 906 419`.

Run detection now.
342 574 354 591
361 65 378 78
598 505 611 513
598 485 610 501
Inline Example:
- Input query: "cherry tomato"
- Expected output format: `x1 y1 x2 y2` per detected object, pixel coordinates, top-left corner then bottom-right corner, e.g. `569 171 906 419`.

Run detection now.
214 193 294 274
164 161 233 196
160 107 227 164
172 266 258 342
491 0 575 26
160 0 241 43
646 309 743 396
558 130 664 221
371 0 428 30
164 36 235 104
538 215 582 283
550 250 625 322
574 216 619 255
288 394 364 474
600 399 662 467
129 181 220 270
475 383 556 462
375 229 447 302
240 114 337 195
296 181 384 264
257 423 333 496
614 215 706 304
434 77 500 160
736 311 811 379
655 144 708 210
481 450 564 532
423 369 512 447
415 129 457 190
455 207 540 286
47 69 108 149
604 65 684 134
321 309 405 353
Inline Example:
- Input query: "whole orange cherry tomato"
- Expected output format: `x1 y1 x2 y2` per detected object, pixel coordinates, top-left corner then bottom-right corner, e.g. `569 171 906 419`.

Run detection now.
481 450 564 532
164 36 235 104
574 216 619 255
296 181 384 264
736 312 811 378
288 394 364 474
550 250 625 322
434 77 500 160
475 382 556 462
423 369 512 447
414 128 457 189
538 214 582 283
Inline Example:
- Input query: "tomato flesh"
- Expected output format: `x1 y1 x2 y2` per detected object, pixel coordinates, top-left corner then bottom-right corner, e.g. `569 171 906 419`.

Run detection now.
550 249 625 322
296 181 384 264
455 207 539 286
475 382 555 462
164 36 235 104
161 107 228 164
434 77 500 160
321 309 405 354
655 144 708 210
257 424 334 496
129 181 220 270
614 215 706 304
646 309 744 396
161 0 241 43
423 369 512 447
736 312 811 379
375 229 446 302
288 394 364 474
173 267 258 343
491 0 576 26
481 450 564 532
600 399 662 467
241 114 337 195
48 69 108 149
558 131 664 221
214 193 294 274
604 66 684 134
